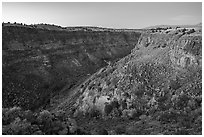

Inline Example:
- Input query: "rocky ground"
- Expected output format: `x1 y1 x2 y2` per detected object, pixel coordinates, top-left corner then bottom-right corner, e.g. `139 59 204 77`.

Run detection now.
2 23 202 135
57 27 202 135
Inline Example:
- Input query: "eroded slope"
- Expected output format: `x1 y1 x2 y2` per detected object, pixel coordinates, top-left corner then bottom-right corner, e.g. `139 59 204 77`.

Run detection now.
2 24 141 110
58 31 202 134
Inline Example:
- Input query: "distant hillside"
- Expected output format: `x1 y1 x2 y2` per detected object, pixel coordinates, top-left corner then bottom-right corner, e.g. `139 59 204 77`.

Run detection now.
2 22 146 32
144 23 202 29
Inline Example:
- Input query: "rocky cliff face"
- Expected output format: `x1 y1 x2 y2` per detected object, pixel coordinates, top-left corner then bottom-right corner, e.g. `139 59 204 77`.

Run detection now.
57 30 202 134
2 24 141 110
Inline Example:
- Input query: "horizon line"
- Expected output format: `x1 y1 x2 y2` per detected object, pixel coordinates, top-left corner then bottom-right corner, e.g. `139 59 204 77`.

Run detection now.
2 21 202 30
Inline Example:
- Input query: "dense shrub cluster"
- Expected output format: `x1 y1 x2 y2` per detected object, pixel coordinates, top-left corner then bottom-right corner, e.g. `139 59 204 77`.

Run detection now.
2 107 84 135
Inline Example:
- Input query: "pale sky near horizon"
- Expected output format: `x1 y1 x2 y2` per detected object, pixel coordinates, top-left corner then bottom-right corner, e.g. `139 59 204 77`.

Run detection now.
2 2 202 29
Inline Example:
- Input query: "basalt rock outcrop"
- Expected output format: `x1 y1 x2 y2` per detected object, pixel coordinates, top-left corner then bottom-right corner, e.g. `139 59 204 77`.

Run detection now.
2 23 141 110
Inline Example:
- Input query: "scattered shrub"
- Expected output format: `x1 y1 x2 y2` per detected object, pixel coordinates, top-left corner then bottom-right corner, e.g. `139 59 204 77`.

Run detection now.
67 118 77 134
121 100 127 109
104 103 113 116
2 107 22 125
110 108 121 117
88 108 101 118
2 107 78 135
169 78 181 90
111 99 120 109
157 110 179 123
186 29 195 34
175 93 190 109
91 127 108 135
128 109 141 119
115 124 126 134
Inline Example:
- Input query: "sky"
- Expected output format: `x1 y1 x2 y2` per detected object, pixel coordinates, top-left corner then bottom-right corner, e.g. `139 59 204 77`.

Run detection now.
2 2 202 29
